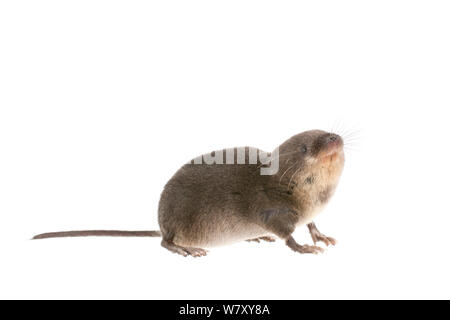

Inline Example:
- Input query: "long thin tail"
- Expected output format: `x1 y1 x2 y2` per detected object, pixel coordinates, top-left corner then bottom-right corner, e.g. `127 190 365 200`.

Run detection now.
32 230 162 240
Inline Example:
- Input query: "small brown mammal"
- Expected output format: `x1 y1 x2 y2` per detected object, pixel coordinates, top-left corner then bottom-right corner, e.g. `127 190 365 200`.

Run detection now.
34 130 345 257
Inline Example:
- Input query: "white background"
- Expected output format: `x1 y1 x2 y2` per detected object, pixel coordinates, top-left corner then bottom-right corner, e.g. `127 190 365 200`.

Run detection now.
1 1 449 299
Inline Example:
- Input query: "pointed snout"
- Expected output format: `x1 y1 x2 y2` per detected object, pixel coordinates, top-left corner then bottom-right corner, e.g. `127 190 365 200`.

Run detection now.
327 134 343 148
318 133 344 158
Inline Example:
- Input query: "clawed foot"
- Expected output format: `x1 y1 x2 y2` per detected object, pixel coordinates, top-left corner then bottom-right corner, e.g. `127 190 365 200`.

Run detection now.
246 236 276 243
183 247 208 257
308 222 337 247
161 240 208 257
286 236 324 254
290 243 324 254
311 232 336 246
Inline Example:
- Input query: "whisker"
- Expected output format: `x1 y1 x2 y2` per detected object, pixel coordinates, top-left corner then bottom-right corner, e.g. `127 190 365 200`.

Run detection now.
330 120 339 135
342 127 363 137
288 166 302 190
344 145 361 152
344 142 360 147
342 132 363 141
331 119 344 136
332 122 363 140
344 138 361 144
279 162 297 185
343 137 362 143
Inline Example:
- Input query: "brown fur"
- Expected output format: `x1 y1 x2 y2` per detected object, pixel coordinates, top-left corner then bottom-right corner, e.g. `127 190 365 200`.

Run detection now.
33 130 345 257
158 130 345 255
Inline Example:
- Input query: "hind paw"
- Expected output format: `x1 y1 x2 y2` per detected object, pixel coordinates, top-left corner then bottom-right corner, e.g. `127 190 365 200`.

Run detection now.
246 236 276 243
161 240 208 257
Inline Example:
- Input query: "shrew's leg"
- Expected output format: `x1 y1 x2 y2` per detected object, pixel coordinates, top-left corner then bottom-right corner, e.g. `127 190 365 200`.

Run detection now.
285 235 324 254
161 239 208 257
307 222 337 246
258 208 324 255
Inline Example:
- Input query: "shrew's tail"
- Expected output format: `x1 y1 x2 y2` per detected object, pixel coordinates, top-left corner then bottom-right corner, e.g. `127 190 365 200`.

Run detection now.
32 230 161 240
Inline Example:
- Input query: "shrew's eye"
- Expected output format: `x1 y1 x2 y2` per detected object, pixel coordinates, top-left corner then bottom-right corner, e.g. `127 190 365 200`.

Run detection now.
301 146 307 153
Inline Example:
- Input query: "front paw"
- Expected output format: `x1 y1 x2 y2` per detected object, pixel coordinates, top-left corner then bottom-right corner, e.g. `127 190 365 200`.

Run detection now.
311 232 337 246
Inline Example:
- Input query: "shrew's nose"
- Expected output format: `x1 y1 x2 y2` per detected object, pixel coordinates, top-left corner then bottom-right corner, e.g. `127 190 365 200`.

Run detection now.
329 135 338 142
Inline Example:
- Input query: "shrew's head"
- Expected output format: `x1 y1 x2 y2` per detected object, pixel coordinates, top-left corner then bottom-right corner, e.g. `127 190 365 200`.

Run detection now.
274 130 345 188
